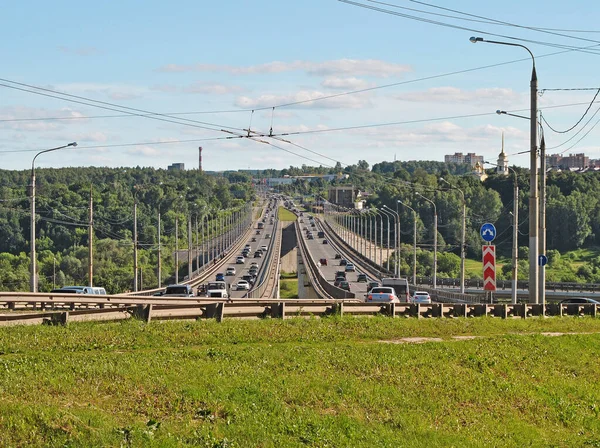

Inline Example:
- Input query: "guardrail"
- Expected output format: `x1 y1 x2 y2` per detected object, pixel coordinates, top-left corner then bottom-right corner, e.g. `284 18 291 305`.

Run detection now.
1 299 597 326
418 276 600 293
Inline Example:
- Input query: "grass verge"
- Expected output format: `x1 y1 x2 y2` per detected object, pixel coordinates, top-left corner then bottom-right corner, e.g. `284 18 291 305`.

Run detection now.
1 317 600 446
278 206 298 222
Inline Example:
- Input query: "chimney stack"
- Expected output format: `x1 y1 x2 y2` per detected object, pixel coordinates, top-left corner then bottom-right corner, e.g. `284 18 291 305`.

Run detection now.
199 146 203 172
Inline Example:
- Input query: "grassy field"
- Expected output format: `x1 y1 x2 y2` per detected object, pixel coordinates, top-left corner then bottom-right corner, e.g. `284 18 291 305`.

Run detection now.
1 317 600 447
280 271 299 299
278 206 297 222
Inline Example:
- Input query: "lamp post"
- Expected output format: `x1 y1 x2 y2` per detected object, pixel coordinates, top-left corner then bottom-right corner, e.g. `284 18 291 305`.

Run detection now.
398 200 417 286
416 192 437 289
379 207 393 273
439 178 466 294
470 36 538 304
485 161 519 304
384 204 400 278
374 209 385 270
30 142 77 292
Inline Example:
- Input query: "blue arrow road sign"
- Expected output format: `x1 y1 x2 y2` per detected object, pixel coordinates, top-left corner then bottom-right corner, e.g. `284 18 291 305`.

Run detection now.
539 255 548 266
480 223 496 242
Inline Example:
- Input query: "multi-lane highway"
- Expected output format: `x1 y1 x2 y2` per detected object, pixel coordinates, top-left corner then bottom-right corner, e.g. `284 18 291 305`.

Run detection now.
206 203 278 299
298 214 371 300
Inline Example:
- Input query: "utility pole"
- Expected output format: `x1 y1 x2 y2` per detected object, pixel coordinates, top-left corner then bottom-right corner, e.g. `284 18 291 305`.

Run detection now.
175 216 179 284
133 198 138 292
512 171 519 304
157 207 162 288
88 185 93 287
188 217 193 280
539 134 546 309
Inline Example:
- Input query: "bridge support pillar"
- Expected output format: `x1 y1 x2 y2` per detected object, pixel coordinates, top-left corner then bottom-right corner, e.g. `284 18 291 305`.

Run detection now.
133 304 152 323
204 302 224 322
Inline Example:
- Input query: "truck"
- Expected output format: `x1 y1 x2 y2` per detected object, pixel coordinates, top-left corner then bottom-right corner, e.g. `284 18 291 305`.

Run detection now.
205 281 229 299
381 278 410 302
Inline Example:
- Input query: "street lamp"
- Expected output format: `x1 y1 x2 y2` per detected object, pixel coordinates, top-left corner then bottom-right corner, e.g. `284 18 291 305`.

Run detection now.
30 142 77 292
470 36 539 304
495 110 546 306
416 192 437 289
439 178 466 294
383 204 400 278
398 200 417 286
379 207 393 273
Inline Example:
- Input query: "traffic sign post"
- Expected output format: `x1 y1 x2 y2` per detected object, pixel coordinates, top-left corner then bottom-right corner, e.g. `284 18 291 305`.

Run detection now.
482 245 496 306
480 223 497 242
538 255 548 266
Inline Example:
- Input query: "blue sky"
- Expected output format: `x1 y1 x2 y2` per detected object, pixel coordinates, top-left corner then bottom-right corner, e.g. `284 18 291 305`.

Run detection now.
2 0 599 172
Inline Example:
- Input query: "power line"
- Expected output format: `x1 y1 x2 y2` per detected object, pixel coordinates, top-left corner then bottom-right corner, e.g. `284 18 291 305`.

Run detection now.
541 89 600 134
338 0 600 56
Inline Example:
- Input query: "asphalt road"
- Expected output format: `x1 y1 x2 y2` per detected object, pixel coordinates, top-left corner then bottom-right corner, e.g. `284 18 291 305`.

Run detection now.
299 217 369 299
208 207 278 299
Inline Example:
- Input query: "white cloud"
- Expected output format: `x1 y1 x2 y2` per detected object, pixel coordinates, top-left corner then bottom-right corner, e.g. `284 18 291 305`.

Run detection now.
157 59 412 78
183 83 243 95
396 87 520 104
321 77 373 90
0 106 87 131
54 82 145 102
235 90 372 109
127 146 160 156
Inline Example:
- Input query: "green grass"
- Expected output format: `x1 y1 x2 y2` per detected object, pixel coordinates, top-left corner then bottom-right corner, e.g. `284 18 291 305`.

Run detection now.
1 318 600 446
280 278 298 299
278 206 297 222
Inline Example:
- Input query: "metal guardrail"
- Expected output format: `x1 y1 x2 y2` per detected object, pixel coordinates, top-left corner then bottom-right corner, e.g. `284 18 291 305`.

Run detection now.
1 299 597 326
418 276 600 293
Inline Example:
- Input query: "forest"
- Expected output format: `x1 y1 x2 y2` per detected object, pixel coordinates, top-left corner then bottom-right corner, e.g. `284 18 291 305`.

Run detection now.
2 160 600 292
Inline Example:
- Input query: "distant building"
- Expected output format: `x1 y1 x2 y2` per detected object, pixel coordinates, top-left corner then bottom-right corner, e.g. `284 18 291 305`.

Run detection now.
167 163 185 171
445 152 484 167
496 133 509 176
328 186 357 208
546 153 589 170
471 161 488 182
263 173 348 188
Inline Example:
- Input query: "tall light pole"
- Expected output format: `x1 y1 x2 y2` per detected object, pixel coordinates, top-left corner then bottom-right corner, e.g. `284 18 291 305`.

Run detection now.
383 205 400 278
416 192 437 289
470 36 538 304
30 142 77 292
379 207 393 273
439 178 466 294
398 200 417 286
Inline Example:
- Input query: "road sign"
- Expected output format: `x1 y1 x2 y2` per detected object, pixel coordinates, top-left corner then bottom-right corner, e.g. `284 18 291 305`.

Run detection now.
480 223 496 242
539 254 548 266
482 245 496 291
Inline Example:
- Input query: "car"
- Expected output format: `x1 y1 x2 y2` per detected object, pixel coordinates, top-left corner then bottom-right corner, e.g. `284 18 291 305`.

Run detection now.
334 277 346 287
226 267 236 276
215 273 225 281
339 259 347 266
317 231 325 238
560 298 600 304
251 237 257 242
261 245 268 252
345 263 356 272
242 274 256 285
51 286 94 294
256 230 261 235
334 253 342 260
266 234 271 239
357 273 368 282
249 267 258 275
367 281 380 291
254 251 263 258
366 287 399 303
307 234 314 240
236 280 250 291
339 281 351 291
319 258 328 266
335 270 347 279
163 284 195 297
250 262 259 268
236 256 245 264
322 239 328 244
412 291 432 304
244 244 252 250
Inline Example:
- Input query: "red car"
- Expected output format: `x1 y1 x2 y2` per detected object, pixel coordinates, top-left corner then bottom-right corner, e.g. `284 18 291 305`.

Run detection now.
319 258 328 266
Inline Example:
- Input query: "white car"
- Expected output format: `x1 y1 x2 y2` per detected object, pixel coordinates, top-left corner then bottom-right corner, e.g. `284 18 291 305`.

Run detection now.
260 245 268 252
412 291 432 304
225 267 236 276
250 262 259 268
236 256 245 264
236 280 250 291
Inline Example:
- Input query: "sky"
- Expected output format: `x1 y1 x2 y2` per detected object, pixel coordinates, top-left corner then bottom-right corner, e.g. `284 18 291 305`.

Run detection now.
2 0 600 172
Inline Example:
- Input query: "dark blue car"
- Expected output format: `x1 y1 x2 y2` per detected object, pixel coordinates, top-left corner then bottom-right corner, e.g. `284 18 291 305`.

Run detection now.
215 273 225 281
